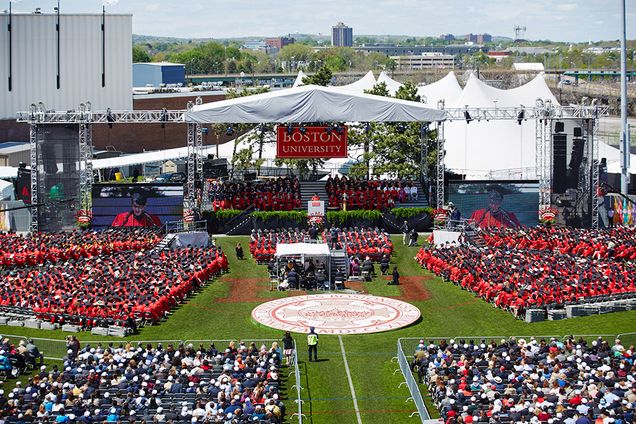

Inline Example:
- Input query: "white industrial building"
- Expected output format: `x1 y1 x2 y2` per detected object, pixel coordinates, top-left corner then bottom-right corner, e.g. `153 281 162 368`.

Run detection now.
0 13 132 120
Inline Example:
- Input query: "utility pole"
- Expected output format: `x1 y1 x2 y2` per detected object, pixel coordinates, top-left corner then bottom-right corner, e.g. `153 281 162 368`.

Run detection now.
620 0 630 194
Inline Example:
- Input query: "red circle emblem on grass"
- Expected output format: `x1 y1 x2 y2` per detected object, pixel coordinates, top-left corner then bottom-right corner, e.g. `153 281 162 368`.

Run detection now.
252 293 420 335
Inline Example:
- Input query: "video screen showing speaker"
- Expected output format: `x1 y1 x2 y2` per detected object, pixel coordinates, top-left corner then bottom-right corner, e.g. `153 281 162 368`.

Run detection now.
36 125 80 232
91 184 183 230
448 181 539 229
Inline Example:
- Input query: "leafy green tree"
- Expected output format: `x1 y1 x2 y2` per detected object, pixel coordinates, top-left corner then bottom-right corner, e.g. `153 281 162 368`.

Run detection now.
132 45 150 63
302 66 333 86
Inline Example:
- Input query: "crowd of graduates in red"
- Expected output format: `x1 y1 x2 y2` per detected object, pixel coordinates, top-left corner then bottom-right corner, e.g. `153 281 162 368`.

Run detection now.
416 227 636 317
325 176 419 210
0 230 160 267
206 177 302 211
0 230 228 328
248 227 393 263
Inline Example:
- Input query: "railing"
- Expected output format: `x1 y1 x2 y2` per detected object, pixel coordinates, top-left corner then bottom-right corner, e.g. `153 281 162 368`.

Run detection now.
291 341 305 423
162 219 208 234
396 339 430 422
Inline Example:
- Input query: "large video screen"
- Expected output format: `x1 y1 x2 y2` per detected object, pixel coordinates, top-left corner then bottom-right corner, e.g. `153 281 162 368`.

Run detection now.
448 181 539 228
91 184 183 230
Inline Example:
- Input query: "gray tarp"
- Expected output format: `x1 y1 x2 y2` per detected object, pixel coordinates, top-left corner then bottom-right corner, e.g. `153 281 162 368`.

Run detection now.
184 84 447 124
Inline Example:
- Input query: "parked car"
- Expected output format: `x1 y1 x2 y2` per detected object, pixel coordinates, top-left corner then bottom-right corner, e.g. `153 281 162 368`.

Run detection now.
155 172 186 183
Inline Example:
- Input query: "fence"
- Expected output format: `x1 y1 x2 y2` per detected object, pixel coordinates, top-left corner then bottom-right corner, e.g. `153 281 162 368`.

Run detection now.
395 338 430 422
396 333 626 423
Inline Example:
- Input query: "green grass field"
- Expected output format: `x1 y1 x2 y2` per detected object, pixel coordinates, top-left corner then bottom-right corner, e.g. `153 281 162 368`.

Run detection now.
2 235 636 423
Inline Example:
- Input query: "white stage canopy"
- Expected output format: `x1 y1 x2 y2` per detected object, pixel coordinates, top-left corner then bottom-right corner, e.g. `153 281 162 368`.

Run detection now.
185 84 447 124
292 70 308 88
275 243 330 258
332 70 377 94
417 71 463 108
377 71 404 96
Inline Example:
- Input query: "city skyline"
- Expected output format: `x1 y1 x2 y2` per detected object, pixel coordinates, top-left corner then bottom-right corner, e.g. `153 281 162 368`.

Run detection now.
3 0 636 42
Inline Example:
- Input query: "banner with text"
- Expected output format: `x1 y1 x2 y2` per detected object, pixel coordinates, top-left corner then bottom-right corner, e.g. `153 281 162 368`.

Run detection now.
276 126 348 159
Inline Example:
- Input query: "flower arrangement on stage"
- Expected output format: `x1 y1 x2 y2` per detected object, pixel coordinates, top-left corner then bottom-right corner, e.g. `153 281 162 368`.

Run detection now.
433 208 448 227
183 209 196 223
308 214 324 229
539 207 558 226
75 209 93 229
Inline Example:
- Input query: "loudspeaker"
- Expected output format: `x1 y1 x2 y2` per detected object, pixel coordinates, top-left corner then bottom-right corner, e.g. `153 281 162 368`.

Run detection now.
243 172 257 181
202 158 228 178
569 138 585 169
554 122 565 133
553 133 567 193
573 127 582 137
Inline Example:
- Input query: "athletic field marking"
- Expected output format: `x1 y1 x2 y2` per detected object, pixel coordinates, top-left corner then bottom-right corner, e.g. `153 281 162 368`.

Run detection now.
339 335 363 424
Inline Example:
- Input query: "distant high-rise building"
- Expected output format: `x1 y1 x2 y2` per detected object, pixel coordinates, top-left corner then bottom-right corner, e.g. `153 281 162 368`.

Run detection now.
332 22 353 47
440 34 455 41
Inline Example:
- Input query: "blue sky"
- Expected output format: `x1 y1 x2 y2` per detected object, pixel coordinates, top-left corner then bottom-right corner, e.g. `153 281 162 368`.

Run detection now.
5 0 635 42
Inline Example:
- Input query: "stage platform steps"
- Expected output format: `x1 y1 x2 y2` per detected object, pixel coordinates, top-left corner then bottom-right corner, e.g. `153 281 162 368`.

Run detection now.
330 249 349 278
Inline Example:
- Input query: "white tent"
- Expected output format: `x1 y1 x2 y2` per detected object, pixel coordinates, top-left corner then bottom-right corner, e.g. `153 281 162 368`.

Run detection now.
444 73 558 179
376 71 404 96
185 84 447 124
0 179 14 200
332 70 377 94
275 242 330 258
416 71 462 108
0 166 18 179
292 70 308 88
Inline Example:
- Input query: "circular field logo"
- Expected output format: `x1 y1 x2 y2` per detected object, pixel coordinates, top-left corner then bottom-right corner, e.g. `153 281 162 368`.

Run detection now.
252 293 420 335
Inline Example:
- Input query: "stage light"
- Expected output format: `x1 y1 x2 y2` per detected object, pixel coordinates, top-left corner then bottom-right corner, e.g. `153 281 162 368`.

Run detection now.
365 123 372 133
325 125 333 134
464 110 472 124
517 109 525 125
106 108 115 128
226 126 234 136
286 124 294 135
299 125 307 134
420 123 429 135
336 124 345 135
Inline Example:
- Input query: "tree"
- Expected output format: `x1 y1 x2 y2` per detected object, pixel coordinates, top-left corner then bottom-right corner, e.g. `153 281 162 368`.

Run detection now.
302 66 333 86
132 45 150 63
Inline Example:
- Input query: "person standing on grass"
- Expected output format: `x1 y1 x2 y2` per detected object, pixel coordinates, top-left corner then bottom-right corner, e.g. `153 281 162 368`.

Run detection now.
401 221 409 245
307 327 319 362
390 266 400 285
282 332 295 366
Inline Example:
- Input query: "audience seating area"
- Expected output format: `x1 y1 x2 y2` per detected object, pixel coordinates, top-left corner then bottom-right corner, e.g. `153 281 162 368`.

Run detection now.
412 336 635 424
417 227 636 318
0 229 160 268
325 176 419 210
0 230 228 330
205 177 301 211
0 337 285 423
249 227 393 264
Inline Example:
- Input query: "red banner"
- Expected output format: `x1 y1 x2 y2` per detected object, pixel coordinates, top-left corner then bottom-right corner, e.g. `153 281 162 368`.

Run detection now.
276 126 348 158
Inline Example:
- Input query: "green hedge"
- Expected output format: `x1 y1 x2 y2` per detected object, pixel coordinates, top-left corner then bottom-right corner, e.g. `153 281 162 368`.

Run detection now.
390 207 434 220
325 210 382 226
251 211 307 223
213 209 244 220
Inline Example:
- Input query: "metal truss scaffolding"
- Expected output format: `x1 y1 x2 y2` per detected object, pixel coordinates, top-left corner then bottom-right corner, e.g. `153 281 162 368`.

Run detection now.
29 123 39 232
435 121 445 209
78 102 93 213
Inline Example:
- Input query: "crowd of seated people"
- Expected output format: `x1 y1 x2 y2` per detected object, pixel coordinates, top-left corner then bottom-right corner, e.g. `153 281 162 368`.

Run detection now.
0 229 160 268
269 258 329 291
0 242 228 329
323 226 393 261
0 338 286 423
325 176 419 210
479 227 636 261
206 177 302 211
249 228 312 263
412 336 635 424
416 228 636 317
0 336 44 378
